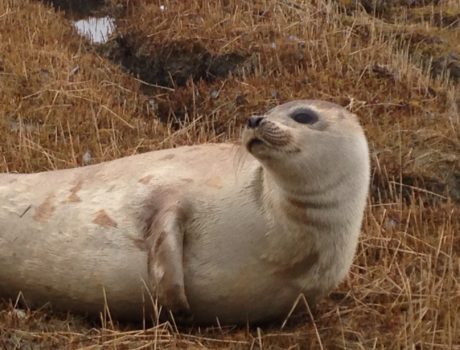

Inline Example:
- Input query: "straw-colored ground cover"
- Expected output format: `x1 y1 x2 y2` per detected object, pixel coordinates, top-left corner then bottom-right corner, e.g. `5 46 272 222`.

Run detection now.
0 0 458 348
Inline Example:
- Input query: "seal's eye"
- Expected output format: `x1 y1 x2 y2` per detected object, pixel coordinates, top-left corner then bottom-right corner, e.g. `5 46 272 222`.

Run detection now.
290 109 319 124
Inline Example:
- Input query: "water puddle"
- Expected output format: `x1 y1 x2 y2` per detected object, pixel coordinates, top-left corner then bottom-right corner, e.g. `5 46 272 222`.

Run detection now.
73 16 115 44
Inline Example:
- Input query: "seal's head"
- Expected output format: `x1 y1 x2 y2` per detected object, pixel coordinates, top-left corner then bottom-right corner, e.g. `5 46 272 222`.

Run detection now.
243 100 370 194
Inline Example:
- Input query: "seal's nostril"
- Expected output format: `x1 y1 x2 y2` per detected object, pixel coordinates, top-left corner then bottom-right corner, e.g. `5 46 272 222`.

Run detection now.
247 116 264 128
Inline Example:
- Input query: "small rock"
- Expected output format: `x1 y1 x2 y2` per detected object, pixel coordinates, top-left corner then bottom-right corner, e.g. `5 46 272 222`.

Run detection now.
40 69 50 78
82 150 92 165
384 216 399 230
287 35 306 47
209 89 220 99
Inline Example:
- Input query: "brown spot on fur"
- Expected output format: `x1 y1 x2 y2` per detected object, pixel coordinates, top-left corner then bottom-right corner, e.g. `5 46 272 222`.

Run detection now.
92 209 118 228
205 176 223 189
181 178 194 184
33 195 56 222
159 154 175 161
139 175 153 185
66 180 83 203
67 193 81 203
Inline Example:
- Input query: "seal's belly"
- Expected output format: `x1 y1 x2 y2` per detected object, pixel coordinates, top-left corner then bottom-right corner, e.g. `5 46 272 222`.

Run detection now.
184 261 300 323
181 200 303 323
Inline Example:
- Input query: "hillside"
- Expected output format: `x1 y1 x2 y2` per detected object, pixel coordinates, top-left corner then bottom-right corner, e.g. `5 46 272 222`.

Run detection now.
0 0 459 348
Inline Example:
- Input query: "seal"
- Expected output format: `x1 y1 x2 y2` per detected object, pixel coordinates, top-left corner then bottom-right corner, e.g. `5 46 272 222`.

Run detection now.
0 100 370 324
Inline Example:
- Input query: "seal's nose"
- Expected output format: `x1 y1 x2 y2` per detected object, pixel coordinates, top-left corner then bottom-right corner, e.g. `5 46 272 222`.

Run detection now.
247 116 264 129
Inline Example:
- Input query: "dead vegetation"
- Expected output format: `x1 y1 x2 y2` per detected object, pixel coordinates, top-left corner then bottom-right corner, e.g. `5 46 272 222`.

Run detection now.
0 0 459 348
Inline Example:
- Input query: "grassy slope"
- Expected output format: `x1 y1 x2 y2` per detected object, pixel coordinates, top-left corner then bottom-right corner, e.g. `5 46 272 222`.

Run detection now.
0 0 459 348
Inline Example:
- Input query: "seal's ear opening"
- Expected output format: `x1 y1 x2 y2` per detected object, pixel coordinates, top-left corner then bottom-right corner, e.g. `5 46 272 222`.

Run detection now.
290 108 319 125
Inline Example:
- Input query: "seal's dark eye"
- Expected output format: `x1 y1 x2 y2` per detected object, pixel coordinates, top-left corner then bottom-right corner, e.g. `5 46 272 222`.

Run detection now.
290 109 319 124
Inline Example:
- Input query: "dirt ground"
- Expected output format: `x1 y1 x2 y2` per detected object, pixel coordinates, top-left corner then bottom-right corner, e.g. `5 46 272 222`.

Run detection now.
0 0 459 348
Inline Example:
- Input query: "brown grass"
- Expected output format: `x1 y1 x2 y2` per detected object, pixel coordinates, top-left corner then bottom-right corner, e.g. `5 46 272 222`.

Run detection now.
0 0 459 348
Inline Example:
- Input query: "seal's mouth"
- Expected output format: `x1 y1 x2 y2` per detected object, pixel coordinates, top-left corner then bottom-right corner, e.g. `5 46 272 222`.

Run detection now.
246 137 264 151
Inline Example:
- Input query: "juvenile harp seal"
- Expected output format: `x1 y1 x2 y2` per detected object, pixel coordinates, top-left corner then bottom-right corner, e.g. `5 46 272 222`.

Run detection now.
0 100 370 324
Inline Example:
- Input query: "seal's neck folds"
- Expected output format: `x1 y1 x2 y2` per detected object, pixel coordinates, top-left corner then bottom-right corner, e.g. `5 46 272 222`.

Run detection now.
259 158 369 236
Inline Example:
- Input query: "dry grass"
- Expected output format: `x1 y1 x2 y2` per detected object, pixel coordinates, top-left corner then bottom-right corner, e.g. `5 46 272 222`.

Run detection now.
0 0 459 348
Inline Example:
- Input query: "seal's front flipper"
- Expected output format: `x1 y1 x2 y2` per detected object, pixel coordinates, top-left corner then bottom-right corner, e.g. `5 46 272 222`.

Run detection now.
145 202 191 321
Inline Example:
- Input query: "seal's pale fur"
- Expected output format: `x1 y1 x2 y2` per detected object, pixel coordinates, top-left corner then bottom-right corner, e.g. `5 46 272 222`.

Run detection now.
0 100 370 324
